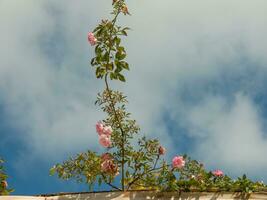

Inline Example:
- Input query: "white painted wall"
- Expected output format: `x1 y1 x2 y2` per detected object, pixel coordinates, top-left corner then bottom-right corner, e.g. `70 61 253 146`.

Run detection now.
1 191 266 200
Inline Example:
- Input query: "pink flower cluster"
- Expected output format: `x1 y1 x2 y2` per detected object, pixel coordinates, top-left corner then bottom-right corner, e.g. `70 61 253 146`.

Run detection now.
212 169 224 177
172 156 185 169
88 32 97 46
100 153 119 175
96 121 112 148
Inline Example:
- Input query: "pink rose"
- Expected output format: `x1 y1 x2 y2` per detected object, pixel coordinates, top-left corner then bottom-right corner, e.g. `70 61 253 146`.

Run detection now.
96 122 113 136
158 146 166 155
172 156 185 169
101 159 119 175
88 32 97 46
101 160 111 172
212 169 223 177
101 153 112 161
103 126 112 136
1 180 8 188
96 121 104 135
99 135 112 148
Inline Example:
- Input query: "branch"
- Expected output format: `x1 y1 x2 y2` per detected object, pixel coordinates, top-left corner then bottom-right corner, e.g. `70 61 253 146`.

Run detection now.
127 164 170 190
106 182 122 191
127 154 163 190
101 174 122 191
153 155 160 170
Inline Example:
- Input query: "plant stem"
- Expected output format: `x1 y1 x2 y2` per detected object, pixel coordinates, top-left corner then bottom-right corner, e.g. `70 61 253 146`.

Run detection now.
101 174 122 191
127 164 170 190
153 155 160 169
104 74 126 191
103 9 126 191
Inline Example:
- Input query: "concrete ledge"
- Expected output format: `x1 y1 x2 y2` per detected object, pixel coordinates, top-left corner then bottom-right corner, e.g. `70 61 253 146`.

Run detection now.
2 191 267 200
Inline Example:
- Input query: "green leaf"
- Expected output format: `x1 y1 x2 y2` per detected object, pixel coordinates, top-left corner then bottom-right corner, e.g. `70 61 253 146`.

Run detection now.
49 166 56 176
121 61 129 70
110 72 118 80
106 63 114 71
117 46 125 52
122 27 131 31
115 37 121 46
121 30 127 36
96 67 106 78
95 45 102 55
120 27 130 36
126 171 130 178
90 58 97 66
115 51 126 60
117 47 126 60
103 52 109 62
117 73 126 82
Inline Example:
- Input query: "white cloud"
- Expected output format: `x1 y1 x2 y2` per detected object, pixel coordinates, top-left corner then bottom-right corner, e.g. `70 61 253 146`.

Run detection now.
1 0 267 180
186 94 267 179
0 0 105 159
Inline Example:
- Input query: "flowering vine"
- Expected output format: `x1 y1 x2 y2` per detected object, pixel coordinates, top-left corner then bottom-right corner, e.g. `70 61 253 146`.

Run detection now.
50 0 267 193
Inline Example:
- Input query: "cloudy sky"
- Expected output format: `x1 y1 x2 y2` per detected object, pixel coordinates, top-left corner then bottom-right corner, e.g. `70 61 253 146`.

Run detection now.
1 0 267 195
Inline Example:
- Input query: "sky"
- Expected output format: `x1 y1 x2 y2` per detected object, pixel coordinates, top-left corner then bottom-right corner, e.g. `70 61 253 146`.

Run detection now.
1 0 267 195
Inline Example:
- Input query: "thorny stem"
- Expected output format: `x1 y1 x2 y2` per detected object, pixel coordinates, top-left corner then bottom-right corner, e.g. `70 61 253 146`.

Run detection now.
103 9 125 191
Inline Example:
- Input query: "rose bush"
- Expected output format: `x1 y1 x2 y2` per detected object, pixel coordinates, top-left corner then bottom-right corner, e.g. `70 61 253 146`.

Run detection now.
50 0 267 193
0 158 13 195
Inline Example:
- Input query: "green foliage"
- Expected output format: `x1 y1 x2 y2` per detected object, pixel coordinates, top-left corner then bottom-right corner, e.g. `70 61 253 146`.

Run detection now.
90 1 130 82
51 0 267 193
49 151 120 190
0 158 13 195
152 157 267 193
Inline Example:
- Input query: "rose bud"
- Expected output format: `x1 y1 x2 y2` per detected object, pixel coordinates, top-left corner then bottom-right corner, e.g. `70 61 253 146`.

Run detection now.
158 146 166 155
122 5 130 15
1 180 8 188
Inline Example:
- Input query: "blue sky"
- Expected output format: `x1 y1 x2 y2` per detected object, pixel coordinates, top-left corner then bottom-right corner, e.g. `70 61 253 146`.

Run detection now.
1 0 267 195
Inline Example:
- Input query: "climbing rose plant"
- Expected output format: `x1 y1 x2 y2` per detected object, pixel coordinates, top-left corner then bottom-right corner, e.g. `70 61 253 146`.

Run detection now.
0 158 13 195
50 0 267 193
